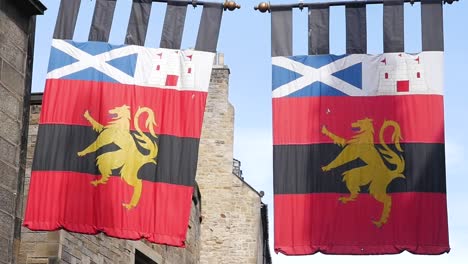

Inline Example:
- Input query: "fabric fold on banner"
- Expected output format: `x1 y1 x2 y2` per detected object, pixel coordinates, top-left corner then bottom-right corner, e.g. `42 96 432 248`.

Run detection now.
346 4 367 54
53 0 81 40
89 0 117 42
272 52 449 255
421 0 444 51
271 7 293 57
383 0 404 52
308 6 330 55
125 0 152 46
160 1 188 49
24 39 215 247
195 3 224 52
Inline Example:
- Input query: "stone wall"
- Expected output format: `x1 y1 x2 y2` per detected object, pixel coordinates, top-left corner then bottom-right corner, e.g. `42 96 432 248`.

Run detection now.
19 214 201 264
197 66 264 264
0 1 45 263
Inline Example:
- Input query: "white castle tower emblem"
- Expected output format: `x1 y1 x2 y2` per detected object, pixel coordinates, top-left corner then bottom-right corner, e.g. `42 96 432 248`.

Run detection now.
378 53 427 93
148 50 194 88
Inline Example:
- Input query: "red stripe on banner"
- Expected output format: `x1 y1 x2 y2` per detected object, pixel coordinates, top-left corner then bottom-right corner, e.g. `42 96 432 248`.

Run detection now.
24 171 193 247
274 193 450 255
273 95 444 145
40 79 207 138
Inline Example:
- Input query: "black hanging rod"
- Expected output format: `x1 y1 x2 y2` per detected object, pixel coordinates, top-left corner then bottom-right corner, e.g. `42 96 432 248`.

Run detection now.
149 0 240 11
254 0 458 13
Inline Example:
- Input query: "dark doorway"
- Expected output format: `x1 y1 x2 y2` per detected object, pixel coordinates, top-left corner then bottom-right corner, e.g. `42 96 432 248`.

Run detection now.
135 250 157 264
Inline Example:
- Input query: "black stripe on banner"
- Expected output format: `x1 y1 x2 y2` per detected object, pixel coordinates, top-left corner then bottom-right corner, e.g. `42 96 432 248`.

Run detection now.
125 0 152 46
271 7 292 57
32 124 199 186
383 0 404 53
89 0 117 42
421 0 444 51
345 3 367 54
195 3 224 52
308 6 330 55
160 1 188 49
53 0 81 40
274 143 446 194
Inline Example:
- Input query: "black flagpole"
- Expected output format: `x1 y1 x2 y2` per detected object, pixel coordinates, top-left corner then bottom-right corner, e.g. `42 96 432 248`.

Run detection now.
254 0 458 13
152 0 241 11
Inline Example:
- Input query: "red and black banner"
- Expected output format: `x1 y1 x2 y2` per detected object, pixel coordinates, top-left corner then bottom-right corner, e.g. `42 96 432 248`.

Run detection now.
272 51 449 255
273 95 449 255
24 40 215 247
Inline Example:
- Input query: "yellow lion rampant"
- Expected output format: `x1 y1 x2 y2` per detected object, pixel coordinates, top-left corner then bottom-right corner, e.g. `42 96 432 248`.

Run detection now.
321 118 405 227
77 105 158 209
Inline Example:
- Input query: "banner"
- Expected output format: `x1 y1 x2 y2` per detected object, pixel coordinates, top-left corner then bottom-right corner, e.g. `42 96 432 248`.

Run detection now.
272 52 449 254
24 40 214 247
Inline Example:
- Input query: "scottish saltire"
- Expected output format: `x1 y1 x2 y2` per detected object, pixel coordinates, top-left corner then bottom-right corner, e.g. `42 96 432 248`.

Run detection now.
24 40 214 246
273 52 450 255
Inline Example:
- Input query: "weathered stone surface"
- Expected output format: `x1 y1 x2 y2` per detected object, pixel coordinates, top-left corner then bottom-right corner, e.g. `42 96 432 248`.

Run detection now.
29 106 41 123
0 210 14 239
0 186 16 214
0 60 25 96
1 2 43 263
0 236 11 263
0 11 27 72
0 160 17 190
31 243 59 258
0 111 21 145
197 67 264 264
0 137 17 166
0 44 26 75
0 83 21 119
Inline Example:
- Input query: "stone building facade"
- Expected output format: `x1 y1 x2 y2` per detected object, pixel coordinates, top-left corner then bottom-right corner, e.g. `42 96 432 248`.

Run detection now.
17 60 270 263
196 65 269 264
0 1 46 263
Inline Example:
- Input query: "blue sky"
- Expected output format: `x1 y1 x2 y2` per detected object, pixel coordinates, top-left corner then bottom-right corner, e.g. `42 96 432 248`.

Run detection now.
32 0 468 263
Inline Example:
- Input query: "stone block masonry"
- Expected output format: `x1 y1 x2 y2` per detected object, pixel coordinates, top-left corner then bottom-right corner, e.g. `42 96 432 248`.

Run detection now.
197 66 265 264
0 2 31 263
